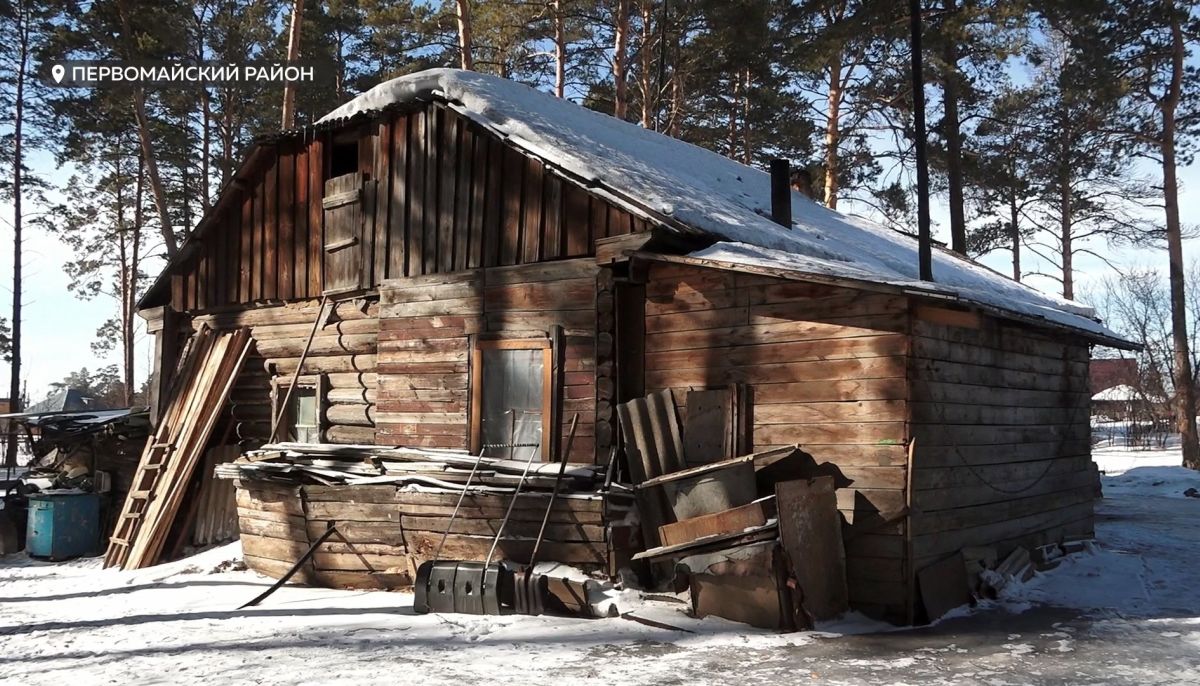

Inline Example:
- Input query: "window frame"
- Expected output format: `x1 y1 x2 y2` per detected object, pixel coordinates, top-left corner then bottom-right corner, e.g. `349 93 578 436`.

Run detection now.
271 374 326 444
469 338 554 461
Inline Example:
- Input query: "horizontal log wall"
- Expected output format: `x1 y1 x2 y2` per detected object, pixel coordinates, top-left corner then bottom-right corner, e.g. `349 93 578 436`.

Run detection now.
195 299 381 446
168 104 648 312
641 263 912 618
236 479 612 588
375 259 598 460
909 312 1094 572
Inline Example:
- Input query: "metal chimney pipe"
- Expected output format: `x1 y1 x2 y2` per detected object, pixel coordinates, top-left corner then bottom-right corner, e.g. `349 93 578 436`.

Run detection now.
770 158 792 229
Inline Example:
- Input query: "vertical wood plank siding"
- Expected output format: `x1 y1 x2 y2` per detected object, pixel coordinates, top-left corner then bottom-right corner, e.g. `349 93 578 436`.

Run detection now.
170 105 641 312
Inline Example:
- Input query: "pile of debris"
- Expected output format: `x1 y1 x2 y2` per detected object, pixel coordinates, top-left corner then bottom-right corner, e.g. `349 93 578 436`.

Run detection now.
617 389 848 631
218 443 605 493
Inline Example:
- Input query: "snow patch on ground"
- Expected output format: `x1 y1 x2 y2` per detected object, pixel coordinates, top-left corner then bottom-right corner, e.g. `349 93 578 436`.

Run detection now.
3 447 1197 684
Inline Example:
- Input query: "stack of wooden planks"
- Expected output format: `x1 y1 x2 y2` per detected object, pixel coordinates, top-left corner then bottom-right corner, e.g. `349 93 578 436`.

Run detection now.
219 442 602 490
105 327 252 569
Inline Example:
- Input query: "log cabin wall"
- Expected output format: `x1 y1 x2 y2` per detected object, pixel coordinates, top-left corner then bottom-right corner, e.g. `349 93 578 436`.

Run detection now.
640 262 912 619
192 299 381 447
375 258 598 462
167 103 649 313
907 308 1094 573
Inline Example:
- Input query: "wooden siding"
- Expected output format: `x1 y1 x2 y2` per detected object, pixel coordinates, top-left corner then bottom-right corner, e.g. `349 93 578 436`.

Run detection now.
236 480 610 589
169 105 648 313
908 312 1094 572
374 259 598 462
640 263 912 618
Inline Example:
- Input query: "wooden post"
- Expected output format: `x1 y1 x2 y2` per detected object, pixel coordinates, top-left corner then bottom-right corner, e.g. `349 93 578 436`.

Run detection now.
270 296 331 443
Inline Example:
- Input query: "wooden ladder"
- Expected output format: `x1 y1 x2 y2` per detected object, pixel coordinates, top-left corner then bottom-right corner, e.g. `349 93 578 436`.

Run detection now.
105 326 251 569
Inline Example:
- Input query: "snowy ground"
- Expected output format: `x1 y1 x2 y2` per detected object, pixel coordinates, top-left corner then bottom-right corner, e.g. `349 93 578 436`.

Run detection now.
2 446 1198 685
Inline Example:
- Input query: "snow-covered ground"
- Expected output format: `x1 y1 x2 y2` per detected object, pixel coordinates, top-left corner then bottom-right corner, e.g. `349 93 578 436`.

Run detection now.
2 447 1198 685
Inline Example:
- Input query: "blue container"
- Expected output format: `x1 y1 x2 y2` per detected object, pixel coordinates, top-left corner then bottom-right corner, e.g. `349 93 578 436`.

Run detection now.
26 492 102 560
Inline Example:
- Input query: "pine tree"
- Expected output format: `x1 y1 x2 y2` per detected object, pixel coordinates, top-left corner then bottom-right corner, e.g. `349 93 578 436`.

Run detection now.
0 0 56 465
1015 25 1153 301
925 0 1029 255
964 85 1039 280
782 0 905 210
1088 0 1200 468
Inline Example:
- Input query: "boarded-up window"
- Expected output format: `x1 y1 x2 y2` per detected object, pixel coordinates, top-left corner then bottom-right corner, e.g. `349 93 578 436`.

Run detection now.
323 172 363 294
471 340 552 460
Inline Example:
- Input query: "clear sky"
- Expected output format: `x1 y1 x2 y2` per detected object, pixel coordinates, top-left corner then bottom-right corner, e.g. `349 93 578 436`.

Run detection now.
1 101 1197 405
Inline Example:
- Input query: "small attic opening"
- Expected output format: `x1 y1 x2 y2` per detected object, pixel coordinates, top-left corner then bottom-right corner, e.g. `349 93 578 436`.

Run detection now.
327 132 359 179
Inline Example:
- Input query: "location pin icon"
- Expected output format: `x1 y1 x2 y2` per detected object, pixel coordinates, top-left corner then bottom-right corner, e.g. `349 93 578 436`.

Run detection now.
51 64 65 84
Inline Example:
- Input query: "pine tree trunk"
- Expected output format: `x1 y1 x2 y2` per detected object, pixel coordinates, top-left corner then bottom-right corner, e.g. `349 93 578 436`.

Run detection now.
116 0 177 257
281 0 304 129
553 0 566 98
1163 10 1199 468
201 86 211 208
127 149 145 406
823 54 844 209
456 0 474 71
1009 192 1020 282
1060 181 1072 300
5 3 28 468
639 0 653 128
613 0 629 118
741 68 752 165
728 75 740 159
114 142 131 407
942 0 967 254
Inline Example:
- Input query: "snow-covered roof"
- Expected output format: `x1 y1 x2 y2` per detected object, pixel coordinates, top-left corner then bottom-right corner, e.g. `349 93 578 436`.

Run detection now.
322 68 1129 345
1092 384 1139 402
1091 385 1164 402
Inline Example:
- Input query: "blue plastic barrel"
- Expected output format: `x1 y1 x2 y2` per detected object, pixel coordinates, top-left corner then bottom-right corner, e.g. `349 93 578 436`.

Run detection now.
26 492 102 560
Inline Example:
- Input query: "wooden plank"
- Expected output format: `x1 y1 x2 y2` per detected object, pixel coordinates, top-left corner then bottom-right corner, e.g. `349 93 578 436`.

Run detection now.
645 356 908 388
294 144 309 298
423 107 440 275
659 500 769 547
455 123 473 270
644 316 909 353
404 530 606 566
500 146 523 265
754 400 906 425
277 149 295 300
374 118 392 285
467 127 486 269
543 173 562 260
408 110 426 276
482 137 502 267
308 136 324 295
438 109 457 273
263 158 279 300
563 183 590 256
777 477 849 622
521 156 543 263
388 112 409 279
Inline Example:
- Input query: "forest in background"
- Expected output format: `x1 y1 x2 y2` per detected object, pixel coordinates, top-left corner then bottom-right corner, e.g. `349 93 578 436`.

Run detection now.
0 0 1197 466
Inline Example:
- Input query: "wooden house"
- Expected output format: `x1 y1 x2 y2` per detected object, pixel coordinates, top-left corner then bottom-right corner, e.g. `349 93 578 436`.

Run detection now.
132 69 1134 623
